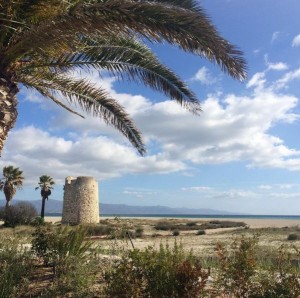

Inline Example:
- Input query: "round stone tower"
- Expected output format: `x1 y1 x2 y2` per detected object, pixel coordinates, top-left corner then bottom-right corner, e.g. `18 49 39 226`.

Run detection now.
62 176 99 225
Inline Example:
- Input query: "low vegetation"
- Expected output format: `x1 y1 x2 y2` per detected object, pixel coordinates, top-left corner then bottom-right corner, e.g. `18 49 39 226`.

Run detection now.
0 202 37 227
287 233 300 241
154 219 246 231
104 242 208 297
0 218 300 297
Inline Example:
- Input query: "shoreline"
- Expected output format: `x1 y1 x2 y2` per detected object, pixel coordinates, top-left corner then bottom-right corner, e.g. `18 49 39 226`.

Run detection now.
45 215 300 229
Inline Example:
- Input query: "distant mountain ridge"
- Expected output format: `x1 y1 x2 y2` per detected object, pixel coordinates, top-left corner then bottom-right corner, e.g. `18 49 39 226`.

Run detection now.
0 199 237 215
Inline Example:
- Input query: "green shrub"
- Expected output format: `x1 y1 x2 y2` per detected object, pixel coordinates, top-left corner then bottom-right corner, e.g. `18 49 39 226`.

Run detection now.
197 229 206 235
0 202 37 227
104 242 208 297
0 236 33 298
213 235 300 297
198 220 246 230
154 221 173 231
85 224 114 236
32 216 45 226
287 233 299 241
31 225 55 265
154 221 200 231
135 227 144 238
214 235 259 297
173 229 180 236
151 233 162 237
41 257 98 298
175 260 208 297
32 226 98 297
32 226 92 274
154 220 244 232
186 221 197 226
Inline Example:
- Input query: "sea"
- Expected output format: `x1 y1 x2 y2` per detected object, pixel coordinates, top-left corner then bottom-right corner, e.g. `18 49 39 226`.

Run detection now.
45 213 300 220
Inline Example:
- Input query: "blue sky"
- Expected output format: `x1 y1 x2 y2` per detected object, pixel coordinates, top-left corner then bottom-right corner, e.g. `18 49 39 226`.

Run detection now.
2 0 300 215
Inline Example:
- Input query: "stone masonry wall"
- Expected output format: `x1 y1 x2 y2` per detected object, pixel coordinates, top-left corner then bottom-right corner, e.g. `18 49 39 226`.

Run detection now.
62 176 99 224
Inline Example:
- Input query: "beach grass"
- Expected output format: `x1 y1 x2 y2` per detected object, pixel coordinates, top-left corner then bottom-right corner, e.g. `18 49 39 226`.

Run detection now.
1 217 300 296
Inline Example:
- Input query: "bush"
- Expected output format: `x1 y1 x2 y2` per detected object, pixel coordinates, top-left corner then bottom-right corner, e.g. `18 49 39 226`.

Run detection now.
154 220 245 232
0 202 37 227
214 235 259 297
135 227 144 238
173 229 180 236
104 242 208 297
151 233 162 237
0 236 33 297
32 225 99 297
32 226 92 273
32 216 45 226
154 221 200 231
198 220 246 230
85 224 114 236
186 221 197 226
287 233 299 241
212 235 300 297
197 229 206 235
154 221 174 231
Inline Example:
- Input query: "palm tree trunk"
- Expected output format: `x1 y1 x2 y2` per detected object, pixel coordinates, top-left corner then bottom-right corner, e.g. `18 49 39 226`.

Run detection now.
41 197 46 218
0 77 18 156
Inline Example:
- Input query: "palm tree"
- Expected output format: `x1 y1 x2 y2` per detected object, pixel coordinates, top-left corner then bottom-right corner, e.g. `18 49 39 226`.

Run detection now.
0 165 24 208
35 175 55 219
0 1 246 156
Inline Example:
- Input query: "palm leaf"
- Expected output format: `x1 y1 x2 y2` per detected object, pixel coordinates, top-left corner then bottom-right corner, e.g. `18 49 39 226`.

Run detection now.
26 85 85 118
18 72 146 155
6 0 246 80
22 36 201 114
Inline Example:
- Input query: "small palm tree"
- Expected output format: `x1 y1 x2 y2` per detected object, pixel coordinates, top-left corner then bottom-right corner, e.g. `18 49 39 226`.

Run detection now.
35 175 55 219
0 166 24 208
0 1 246 156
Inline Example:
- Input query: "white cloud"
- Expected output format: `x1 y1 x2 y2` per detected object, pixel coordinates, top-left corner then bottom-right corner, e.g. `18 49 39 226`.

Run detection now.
1 126 186 185
123 188 157 199
271 31 280 43
138 88 300 170
259 185 272 190
275 67 300 90
181 186 212 192
6 69 300 186
292 34 300 47
279 184 295 189
190 67 216 85
20 87 44 104
268 62 288 71
264 55 288 72
246 72 266 89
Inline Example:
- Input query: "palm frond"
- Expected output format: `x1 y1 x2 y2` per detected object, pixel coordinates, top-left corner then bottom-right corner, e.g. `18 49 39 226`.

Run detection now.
24 84 85 118
2 165 24 189
81 0 247 80
6 0 246 80
37 174 55 190
22 36 201 114
132 0 203 12
18 72 146 155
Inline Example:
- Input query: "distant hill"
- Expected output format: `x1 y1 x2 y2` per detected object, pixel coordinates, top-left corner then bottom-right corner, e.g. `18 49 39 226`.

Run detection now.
0 199 237 215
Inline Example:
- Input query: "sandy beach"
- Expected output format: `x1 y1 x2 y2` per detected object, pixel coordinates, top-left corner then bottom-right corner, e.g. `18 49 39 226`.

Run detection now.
45 216 300 229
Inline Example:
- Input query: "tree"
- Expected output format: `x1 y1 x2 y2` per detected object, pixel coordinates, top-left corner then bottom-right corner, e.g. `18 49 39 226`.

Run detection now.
0 165 24 208
0 1 246 156
0 201 37 227
35 175 55 219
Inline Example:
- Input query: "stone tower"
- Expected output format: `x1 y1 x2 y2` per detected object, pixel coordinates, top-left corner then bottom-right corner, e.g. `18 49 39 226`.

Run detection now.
62 176 99 225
